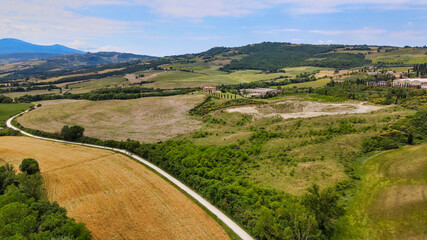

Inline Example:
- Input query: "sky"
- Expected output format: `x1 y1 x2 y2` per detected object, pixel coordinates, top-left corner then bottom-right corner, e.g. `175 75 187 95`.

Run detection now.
0 0 426 56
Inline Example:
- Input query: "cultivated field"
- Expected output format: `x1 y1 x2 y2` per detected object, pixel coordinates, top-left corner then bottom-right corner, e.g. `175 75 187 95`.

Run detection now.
335 143 427 239
18 94 204 142
3 89 61 98
143 67 325 89
66 77 129 94
0 103 31 125
0 136 230 240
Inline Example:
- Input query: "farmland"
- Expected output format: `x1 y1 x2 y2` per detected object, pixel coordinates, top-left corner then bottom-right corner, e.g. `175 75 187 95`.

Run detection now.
0 103 31 126
335 143 427 239
18 94 204 142
66 77 129 94
1 41 427 240
0 136 230 240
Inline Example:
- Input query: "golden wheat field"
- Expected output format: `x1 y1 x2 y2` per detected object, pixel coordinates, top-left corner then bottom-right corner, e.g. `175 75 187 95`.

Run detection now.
0 136 229 240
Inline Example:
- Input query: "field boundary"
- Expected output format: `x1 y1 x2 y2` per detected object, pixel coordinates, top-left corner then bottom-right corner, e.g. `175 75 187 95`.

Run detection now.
6 110 253 240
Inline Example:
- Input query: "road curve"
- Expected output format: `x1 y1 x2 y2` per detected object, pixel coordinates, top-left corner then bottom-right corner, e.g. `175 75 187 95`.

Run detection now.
7 110 254 240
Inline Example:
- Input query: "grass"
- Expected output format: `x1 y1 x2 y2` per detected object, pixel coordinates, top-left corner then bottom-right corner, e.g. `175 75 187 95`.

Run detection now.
144 66 327 89
0 103 32 126
182 99 411 195
369 48 427 65
0 136 230 240
3 89 61 98
66 77 129 94
18 94 204 143
334 143 427 240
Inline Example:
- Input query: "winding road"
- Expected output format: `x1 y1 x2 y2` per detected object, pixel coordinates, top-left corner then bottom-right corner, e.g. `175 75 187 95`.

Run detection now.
6 110 254 240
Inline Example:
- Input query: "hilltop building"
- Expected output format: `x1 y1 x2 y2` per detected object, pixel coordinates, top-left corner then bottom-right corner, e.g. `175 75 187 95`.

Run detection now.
393 78 427 89
203 86 216 93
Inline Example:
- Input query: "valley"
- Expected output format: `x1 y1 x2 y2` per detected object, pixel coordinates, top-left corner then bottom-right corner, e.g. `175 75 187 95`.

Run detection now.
1 41 426 240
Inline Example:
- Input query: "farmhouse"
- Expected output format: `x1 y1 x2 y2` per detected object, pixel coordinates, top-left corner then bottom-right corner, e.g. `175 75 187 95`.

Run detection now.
392 78 427 89
203 86 216 93
241 88 281 97
366 81 388 87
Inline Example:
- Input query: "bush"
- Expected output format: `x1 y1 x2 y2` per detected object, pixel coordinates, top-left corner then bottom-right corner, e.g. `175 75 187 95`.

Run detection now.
61 125 85 141
19 158 40 175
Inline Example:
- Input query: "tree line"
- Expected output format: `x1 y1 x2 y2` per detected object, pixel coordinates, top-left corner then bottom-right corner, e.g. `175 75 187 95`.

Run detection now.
0 159 91 239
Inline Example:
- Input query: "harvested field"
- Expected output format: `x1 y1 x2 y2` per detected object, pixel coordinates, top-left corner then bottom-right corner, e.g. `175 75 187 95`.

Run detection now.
18 94 204 142
0 136 230 240
226 100 384 119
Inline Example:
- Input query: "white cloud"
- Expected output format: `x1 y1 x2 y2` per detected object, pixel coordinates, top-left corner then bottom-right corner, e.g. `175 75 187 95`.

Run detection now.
184 35 224 41
127 0 427 17
0 0 138 46
92 45 126 52
309 27 386 38
255 28 302 34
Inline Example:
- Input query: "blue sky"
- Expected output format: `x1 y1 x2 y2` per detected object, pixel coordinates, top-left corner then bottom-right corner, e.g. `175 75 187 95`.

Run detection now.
1 0 426 56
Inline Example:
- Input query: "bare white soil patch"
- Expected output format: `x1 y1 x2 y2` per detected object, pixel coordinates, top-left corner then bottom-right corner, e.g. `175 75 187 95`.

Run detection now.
226 100 384 119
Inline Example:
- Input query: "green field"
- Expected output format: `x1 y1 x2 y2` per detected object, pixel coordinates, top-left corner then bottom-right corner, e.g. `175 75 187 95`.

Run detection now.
335 143 427 240
0 103 32 126
369 48 427 65
67 77 129 94
3 89 62 98
143 66 326 89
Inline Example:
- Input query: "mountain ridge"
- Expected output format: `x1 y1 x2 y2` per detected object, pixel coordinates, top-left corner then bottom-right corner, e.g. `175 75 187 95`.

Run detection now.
0 38 85 55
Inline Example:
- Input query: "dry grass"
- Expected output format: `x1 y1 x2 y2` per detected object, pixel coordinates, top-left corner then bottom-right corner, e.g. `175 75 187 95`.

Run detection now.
18 94 204 143
0 136 230 240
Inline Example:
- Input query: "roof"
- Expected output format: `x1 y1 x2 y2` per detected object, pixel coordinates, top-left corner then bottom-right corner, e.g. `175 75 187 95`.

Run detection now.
394 78 427 83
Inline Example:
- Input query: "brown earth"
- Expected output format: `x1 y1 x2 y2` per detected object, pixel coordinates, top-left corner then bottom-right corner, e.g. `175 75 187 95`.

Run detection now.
0 136 230 240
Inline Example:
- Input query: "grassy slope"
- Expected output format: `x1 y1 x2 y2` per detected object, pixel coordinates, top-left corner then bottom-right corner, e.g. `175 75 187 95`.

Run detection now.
369 48 427 65
144 66 327 89
0 103 31 125
67 77 129 94
3 89 62 98
0 136 230 240
334 143 427 240
184 98 412 195
18 94 204 143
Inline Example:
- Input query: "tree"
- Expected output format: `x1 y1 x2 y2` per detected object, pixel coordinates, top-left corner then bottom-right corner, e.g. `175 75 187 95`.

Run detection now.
19 159 40 175
18 173 43 200
302 184 344 237
61 125 85 141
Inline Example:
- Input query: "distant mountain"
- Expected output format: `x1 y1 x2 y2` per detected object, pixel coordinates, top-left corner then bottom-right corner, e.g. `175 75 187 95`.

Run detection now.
0 38 84 55
0 52 61 65
0 51 158 81
0 38 85 64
